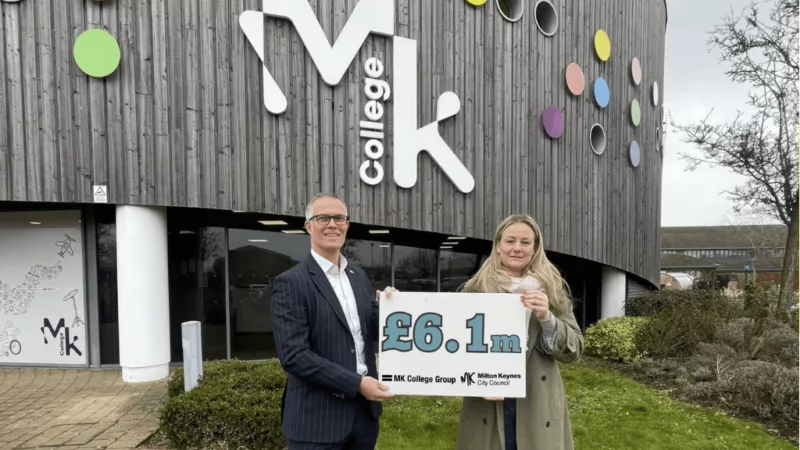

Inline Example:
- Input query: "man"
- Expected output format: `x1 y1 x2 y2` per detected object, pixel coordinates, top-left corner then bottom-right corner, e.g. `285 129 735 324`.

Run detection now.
270 193 394 450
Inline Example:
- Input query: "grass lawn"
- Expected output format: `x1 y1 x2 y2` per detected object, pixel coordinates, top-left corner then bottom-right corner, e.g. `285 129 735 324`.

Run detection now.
376 359 795 449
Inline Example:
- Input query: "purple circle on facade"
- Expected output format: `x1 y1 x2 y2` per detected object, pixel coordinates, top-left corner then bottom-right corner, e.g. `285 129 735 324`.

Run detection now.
630 140 641 167
542 106 564 139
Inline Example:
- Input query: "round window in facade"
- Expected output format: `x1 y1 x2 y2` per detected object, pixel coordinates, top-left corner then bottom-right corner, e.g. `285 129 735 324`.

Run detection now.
534 1 558 36
496 0 524 22
590 124 606 155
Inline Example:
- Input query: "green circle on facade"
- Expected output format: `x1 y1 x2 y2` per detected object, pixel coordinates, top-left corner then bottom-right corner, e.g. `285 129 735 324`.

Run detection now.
73 29 120 78
631 99 641 126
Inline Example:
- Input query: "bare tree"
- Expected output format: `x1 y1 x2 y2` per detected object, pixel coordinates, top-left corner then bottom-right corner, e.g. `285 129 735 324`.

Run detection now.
672 0 798 316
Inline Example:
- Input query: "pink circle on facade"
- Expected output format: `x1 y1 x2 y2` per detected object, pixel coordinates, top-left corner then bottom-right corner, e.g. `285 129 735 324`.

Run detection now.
542 106 564 139
566 63 585 95
631 57 642 85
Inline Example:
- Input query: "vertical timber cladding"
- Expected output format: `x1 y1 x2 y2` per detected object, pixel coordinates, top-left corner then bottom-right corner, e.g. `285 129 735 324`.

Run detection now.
0 0 667 285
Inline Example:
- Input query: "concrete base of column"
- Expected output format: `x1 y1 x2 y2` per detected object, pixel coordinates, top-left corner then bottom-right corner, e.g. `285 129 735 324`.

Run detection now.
122 363 170 383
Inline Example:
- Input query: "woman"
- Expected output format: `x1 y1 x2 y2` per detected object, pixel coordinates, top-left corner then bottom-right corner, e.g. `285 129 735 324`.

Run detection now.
456 214 584 450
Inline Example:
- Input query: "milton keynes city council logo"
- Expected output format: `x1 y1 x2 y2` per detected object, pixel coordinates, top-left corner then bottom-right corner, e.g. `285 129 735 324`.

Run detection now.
239 0 475 194
461 372 476 386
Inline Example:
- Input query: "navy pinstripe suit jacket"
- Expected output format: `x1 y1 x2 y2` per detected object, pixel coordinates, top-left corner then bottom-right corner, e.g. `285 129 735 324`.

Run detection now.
270 253 382 443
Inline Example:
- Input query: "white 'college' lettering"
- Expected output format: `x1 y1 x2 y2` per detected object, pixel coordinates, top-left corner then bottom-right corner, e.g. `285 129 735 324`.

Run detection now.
359 57 390 185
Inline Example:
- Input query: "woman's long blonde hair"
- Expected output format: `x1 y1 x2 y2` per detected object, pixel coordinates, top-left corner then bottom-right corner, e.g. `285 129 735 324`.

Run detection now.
461 214 573 315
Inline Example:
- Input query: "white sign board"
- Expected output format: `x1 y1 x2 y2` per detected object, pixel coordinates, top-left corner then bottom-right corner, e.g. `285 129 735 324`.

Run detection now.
0 211 87 366
378 292 527 398
93 185 107 203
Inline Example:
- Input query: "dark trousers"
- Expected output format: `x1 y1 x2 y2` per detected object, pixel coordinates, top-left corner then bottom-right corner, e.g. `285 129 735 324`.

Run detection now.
287 395 379 450
503 399 517 450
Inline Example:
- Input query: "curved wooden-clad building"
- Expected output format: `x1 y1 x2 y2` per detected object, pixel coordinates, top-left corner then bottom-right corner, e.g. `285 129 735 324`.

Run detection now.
0 0 666 374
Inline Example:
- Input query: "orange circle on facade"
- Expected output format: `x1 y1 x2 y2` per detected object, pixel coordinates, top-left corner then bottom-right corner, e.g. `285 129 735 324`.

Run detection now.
565 63 585 95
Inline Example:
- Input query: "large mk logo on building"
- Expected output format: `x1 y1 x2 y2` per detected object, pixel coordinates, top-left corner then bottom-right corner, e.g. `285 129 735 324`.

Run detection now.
239 0 475 193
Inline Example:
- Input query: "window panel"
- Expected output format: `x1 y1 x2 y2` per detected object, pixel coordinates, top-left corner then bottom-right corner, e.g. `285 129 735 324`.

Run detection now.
227 229 310 360
393 245 438 292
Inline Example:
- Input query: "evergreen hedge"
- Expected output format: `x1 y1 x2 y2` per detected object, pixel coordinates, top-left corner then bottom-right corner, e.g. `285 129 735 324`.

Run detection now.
160 359 287 450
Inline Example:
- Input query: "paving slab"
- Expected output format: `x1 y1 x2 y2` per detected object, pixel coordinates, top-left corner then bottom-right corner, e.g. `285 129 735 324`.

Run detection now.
0 368 167 450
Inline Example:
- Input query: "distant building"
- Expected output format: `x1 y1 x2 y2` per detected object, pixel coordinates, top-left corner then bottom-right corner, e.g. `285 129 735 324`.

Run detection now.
660 225 791 289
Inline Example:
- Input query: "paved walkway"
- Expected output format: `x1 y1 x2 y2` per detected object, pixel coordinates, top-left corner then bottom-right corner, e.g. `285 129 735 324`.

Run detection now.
0 368 167 450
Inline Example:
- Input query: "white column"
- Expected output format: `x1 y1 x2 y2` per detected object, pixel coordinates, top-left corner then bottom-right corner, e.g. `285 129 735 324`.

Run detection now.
116 205 171 382
600 265 627 319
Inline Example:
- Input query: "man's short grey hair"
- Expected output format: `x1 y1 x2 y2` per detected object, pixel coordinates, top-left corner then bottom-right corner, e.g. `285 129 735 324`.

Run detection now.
305 193 348 220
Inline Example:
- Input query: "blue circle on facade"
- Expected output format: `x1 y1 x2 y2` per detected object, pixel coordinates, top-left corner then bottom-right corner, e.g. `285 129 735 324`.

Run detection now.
594 77 610 108
446 339 459 353
630 140 640 167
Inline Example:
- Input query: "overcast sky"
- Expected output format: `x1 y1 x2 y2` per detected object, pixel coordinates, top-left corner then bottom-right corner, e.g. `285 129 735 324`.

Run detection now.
660 0 781 227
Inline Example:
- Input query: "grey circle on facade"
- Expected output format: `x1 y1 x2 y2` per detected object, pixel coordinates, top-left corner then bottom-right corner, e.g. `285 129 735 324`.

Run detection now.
496 0 524 22
656 127 661 152
653 81 660 105
0 0 25 3
590 124 606 155
534 1 558 36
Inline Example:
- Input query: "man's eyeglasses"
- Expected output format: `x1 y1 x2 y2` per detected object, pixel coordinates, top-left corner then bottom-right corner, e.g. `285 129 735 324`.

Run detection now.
308 214 349 225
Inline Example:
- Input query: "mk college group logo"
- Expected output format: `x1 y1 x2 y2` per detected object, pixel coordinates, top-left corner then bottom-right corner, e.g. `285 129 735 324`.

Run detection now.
239 0 475 194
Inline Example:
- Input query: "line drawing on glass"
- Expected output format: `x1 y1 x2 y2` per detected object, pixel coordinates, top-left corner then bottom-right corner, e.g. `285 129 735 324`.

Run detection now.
0 262 64 315
63 289 85 328
55 234 76 258
0 321 22 357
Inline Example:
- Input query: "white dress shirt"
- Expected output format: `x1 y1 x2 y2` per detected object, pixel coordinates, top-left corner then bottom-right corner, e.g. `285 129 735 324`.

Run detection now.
311 249 368 376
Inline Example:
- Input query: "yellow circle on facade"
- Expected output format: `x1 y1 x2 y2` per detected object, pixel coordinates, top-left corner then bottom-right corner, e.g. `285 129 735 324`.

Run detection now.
465 0 487 5
594 29 611 61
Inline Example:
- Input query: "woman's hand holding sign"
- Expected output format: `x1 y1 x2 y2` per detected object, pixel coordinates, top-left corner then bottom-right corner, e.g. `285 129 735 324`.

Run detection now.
520 289 551 322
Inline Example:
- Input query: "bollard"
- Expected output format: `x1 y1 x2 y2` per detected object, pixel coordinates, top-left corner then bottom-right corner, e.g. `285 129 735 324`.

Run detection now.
181 321 203 392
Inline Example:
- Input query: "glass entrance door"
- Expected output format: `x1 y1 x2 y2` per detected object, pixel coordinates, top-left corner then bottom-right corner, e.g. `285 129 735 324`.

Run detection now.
167 226 228 361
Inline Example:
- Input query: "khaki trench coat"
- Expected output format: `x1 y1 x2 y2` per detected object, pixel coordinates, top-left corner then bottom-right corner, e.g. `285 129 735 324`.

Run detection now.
456 305 584 450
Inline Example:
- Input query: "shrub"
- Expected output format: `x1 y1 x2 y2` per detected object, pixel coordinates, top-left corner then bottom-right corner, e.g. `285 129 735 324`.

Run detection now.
713 317 799 368
166 359 287 398
680 380 725 404
584 316 650 363
160 359 288 450
689 366 715 383
626 289 739 358
683 361 800 424
687 342 740 382
757 319 799 368
650 357 800 434
714 318 759 358
726 361 799 422
740 284 774 327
